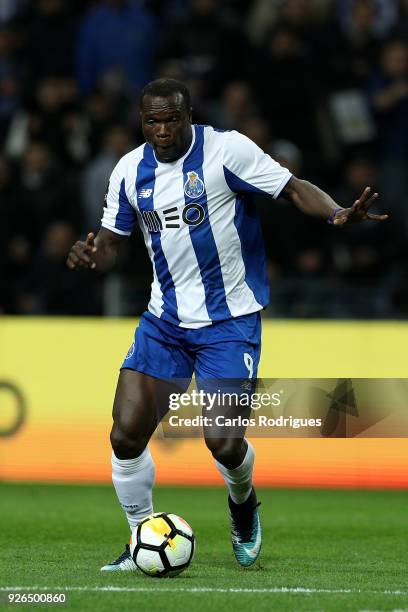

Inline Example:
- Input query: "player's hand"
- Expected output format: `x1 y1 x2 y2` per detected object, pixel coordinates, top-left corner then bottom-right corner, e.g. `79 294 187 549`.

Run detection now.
333 187 388 225
333 187 389 226
66 232 98 270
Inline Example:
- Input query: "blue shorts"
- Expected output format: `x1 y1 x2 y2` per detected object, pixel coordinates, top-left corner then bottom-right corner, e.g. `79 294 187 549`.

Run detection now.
121 311 261 382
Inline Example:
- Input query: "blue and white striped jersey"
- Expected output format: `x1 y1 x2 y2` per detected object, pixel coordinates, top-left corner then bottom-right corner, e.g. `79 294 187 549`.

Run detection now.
101 125 292 328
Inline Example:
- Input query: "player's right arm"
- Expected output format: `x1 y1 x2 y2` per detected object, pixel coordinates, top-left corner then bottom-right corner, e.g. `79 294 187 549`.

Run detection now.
67 154 136 271
66 228 127 271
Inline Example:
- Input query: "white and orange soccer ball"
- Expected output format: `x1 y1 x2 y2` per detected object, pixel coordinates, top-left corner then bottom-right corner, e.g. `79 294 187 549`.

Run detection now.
129 513 195 577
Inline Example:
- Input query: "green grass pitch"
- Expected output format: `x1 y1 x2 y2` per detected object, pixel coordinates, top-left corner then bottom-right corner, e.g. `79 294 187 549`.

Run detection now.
1 483 408 611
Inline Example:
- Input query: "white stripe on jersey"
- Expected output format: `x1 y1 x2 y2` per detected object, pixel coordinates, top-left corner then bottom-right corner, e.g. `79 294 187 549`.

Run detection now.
136 203 164 319
202 128 263 317
153 161 210 327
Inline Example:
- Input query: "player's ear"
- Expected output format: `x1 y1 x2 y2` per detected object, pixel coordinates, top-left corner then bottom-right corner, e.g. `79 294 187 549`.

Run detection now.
188 107 193 122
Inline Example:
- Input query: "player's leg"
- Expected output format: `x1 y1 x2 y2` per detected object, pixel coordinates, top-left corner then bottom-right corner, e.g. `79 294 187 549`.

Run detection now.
110 368 187 527
195 312 262 566
102 369 161 571
205 436 255 503
102 313 193 571
110 369 162 531
205 435 260 567
196 312 261 500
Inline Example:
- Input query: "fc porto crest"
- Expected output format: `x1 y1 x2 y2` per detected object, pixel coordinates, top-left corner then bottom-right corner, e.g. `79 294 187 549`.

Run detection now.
184 171 205 199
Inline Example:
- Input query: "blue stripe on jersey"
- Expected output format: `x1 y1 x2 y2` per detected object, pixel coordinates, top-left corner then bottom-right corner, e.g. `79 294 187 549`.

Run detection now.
115 178 137 232
136 144 179 323
234 195 269 308
183 125 231 321
223 166 266 195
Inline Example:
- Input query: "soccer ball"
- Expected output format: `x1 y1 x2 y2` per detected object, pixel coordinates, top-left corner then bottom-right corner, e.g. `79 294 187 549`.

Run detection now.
129 512 195 577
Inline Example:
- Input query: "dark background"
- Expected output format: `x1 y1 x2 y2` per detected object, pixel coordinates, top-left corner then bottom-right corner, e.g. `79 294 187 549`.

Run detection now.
1 0 407 318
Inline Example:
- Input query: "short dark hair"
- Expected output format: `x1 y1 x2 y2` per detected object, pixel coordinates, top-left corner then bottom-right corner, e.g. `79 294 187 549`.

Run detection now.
140 79 191 112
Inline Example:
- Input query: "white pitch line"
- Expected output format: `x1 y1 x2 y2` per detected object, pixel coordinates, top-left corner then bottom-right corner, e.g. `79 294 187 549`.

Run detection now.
0 587 408 596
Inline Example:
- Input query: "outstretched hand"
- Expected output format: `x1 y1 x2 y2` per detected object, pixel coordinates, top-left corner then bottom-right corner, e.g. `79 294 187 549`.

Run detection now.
66 232 98 270
333 187 388 226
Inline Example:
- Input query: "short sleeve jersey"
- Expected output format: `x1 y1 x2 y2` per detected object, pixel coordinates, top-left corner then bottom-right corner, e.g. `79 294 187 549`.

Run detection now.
102 125 292 328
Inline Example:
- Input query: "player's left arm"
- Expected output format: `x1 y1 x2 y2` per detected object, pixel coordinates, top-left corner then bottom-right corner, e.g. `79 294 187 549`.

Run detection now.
222 130 388 225
282 177 389 226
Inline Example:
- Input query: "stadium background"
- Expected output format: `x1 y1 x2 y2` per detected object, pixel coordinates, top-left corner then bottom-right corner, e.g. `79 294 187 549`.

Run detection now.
1 0 408 489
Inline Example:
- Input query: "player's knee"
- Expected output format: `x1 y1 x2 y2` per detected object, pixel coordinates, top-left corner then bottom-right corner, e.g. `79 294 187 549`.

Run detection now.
205 437 243 463
110 423 148 459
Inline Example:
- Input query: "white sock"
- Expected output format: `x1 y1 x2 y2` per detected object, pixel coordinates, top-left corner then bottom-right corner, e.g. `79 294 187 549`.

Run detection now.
215 440 255 504
112 448 155 530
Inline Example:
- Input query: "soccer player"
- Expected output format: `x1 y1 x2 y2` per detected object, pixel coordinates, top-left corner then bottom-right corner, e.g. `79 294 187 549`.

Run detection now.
67 79 387 570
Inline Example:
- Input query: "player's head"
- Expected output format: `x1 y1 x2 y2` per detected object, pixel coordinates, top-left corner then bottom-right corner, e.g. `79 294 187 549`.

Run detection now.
140 79 193 163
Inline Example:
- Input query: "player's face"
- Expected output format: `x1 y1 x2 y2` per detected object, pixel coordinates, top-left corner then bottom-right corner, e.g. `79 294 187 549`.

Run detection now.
141 94 192 163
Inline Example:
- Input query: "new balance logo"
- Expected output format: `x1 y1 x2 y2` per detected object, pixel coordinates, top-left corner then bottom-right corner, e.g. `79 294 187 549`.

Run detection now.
138 189 153 199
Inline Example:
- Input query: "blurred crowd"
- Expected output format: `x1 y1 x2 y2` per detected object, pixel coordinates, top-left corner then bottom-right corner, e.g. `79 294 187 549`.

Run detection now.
1 0 408 317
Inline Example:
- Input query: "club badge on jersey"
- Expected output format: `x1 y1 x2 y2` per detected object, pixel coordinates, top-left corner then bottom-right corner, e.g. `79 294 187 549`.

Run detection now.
184 171 205 198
